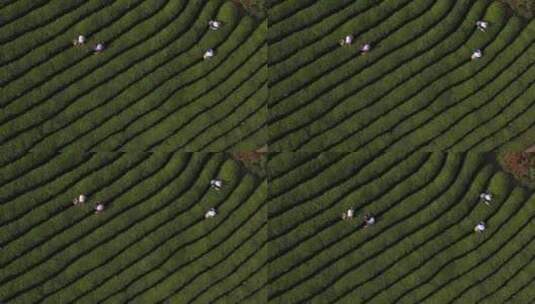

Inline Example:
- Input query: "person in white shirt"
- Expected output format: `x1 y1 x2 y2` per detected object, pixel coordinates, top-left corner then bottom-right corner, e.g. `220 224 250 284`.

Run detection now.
73 194 87 205
95 203 105 214
205 207 217 219
73 35 86 46
203 48 215 60
339 35 353 46
479 191 492 206
363 213 375 228
210 179 223 190
476 20 489 32
342 208 355 220
94 43 105 54
360 43 371 54
471 49 482 60
474 221 486 233
209 20 223 30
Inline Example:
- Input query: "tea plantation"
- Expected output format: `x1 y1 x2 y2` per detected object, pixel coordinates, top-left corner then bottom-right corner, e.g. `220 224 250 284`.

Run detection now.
268 152 535 303
0 152 267 303
0 0 267 156
268 0 535 151
1 0 534 303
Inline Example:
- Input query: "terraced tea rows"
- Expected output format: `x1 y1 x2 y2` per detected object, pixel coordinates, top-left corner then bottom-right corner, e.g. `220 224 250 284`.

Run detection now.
268 0 535 151
0 0 267 157
268 152 535 303
0 152 267 303
1 0 534 303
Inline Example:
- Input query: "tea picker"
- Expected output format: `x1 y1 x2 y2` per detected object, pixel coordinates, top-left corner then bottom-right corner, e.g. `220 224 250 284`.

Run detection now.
363 213 376 228
95 203 105 214
341 208 355 220
73 35 86 46
73 194 87 205
94 43 105 54
339 35 354 46
474 221 486 233
360 43 372 54
209 20 223 30
479 191 492 206
471 49 482 60
203 48 215 60
205 208 217 219
476 20 489 32
210 179 223 191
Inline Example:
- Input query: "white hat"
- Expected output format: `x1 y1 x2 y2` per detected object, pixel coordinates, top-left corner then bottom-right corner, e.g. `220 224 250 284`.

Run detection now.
477 21 488 29
471 49 482 59
209 20 222 29
95 43 105 52
361 44 371 52
205 208 217 218
203 48 215 59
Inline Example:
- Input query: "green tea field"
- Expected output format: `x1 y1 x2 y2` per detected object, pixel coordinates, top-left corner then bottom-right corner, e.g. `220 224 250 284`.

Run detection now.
268 0 535 151
0 153 267 303
1 0 534 303
268 152 535 303
1 0 267 156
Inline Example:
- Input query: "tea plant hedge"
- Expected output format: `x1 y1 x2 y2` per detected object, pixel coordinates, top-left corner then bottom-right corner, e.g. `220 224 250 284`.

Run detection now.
268 0 535 151
0 0 267 157
0 153 267 303
267 152 535 303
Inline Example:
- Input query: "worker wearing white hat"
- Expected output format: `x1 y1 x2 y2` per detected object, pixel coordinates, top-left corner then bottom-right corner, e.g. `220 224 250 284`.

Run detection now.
95 203 105 214
339 35 354 46
73 35 86 46
209 20 223 30
474 221 486 233
203 48 215 60
360 43 372 54
476 20 489 32
341 208 355 220
73 194 87 205
471 49 483 60
210 179 223 190
94 43 105 53
205 208 217 219
479 191 492 206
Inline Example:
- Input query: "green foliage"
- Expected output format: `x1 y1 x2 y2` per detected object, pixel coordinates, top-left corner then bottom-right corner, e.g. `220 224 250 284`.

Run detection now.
268 152 535 303
0 153 266 303
0 0 267 156
268 0 535 151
